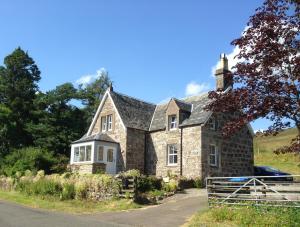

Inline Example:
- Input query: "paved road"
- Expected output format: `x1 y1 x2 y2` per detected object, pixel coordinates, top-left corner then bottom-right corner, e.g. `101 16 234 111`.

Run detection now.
0 189 207 227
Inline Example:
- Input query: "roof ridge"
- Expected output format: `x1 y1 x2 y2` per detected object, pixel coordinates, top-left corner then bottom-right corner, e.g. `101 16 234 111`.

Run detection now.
112 91 156 106
173 97 192 105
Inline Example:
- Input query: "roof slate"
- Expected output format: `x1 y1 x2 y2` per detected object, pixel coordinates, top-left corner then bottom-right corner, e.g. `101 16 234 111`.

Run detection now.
109 91 156 131
149 94 212 131
72 133 117 144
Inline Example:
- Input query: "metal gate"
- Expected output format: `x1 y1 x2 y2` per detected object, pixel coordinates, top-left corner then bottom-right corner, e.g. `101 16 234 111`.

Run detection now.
206 175 300 208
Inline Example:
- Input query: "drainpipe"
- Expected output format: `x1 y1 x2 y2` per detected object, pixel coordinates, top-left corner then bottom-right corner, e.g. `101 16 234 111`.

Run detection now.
180 127 183 176
144 132 147 175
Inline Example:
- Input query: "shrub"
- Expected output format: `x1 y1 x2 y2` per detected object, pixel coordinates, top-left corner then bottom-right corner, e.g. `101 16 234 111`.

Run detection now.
61 183 75 200
163 179 178 192
177 177 194 190
0 147 57 176
17 178 63 197
193 177 203 188
119 169 141 178
137 176 162 193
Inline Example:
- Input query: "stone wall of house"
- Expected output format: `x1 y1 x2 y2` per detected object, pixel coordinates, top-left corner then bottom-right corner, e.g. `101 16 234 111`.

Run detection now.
126 128 146 173
69 163 106 174
146 126 202 178
146 129 181 177
90 95 127 172
201 113 253 179
182 125 202 178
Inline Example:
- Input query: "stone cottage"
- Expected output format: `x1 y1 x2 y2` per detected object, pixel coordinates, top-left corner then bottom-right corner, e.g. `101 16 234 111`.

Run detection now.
70 54 254 179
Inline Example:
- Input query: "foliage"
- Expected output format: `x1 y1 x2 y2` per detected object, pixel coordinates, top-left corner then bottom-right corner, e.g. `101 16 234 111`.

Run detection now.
78 69 111 125
206 0 300 153
163 179 178 192
0 47 112 171
119 169 141 178
0 172 122 201
187 206 300 227
0 47 41 148
28 83 86 156
193 177 203 188
137 176 162 192
0 147 57 176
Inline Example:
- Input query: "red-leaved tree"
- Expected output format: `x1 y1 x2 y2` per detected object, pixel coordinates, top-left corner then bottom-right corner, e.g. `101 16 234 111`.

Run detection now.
206 0 300 153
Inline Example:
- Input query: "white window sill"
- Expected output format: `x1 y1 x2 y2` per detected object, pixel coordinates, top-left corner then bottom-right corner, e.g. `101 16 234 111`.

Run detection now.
167 164 178 167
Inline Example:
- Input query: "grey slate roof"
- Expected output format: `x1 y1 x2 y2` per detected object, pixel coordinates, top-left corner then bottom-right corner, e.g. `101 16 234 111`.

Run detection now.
72 133 117 144
110 91 156 131
149 93 212 131
180 94 212 127
174 98 192 112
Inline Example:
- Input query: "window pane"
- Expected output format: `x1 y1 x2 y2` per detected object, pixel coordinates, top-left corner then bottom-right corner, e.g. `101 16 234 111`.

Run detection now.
101 116 107 131
74 147 80 162
86 145 91 161
108 115 112 130
107 149 114 162
97 146 104 161
79 146 85 161
174 155 178 164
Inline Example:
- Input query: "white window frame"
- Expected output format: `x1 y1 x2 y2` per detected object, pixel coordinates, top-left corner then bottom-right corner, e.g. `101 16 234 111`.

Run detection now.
208 117 216 130
73 144 92 163
169 115 177 130
107 114 113 131
209 144 218 167
167 144 178 166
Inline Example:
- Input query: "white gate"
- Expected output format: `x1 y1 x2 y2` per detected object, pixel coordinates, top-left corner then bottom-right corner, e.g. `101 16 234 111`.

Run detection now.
206 175 300 208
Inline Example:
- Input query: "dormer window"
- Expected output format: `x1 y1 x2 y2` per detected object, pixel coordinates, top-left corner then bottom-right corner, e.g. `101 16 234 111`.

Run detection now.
208 117 216 130
169 115 177 130
101 114 113 132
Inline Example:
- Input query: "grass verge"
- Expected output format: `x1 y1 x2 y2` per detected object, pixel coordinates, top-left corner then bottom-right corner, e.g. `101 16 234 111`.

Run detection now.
0 190 142 214
186 206 300 227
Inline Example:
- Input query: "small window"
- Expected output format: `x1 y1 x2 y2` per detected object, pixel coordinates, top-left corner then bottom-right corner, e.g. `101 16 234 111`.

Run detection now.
107 149 114 162
97 146 104 161
167 145 178 165
208 118 216 130
73 145 92 162
209 145 218 167
107 115 113 131
169 115 177 130
101 116 107 132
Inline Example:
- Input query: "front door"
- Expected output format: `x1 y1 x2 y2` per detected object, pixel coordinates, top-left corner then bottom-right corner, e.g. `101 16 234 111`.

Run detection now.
105 147 116 174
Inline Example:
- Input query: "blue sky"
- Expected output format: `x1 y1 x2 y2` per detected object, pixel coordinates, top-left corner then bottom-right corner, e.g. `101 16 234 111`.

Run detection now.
0 0 268 130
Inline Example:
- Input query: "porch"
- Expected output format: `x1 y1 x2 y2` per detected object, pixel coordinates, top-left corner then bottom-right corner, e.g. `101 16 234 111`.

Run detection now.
70 136 119 174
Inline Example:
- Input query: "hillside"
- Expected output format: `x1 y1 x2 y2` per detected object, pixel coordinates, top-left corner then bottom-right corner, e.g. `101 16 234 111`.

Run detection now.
254 128 300 175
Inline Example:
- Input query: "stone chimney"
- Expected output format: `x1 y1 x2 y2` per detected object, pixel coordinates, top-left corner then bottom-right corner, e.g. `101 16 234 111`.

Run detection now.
214 53 233 91
108 82 113 92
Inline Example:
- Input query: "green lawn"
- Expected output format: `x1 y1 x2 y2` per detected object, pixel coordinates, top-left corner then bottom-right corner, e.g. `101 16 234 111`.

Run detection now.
0 190 142 214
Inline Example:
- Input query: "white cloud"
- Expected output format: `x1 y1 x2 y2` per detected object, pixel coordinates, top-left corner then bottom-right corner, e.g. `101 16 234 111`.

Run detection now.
210 26 249 77
185 81 210 96
75 67 107 86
